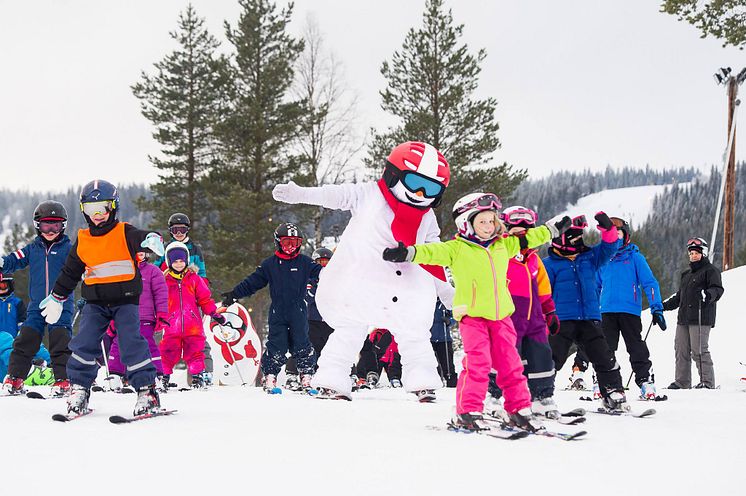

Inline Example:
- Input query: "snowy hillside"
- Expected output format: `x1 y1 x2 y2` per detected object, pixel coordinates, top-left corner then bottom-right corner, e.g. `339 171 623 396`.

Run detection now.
562 184 675 228
2 267 745 496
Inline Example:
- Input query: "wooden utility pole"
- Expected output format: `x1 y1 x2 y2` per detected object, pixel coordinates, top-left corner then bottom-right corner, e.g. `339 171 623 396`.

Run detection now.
722 79 738 271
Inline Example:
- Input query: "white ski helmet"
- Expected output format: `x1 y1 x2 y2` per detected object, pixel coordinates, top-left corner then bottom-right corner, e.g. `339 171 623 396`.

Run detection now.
452 192 502 237
687 237 709 257
165 241 190 268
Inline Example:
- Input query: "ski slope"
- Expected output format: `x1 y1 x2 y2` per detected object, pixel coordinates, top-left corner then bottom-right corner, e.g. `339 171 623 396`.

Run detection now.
1 268 744 496
562 184 674 228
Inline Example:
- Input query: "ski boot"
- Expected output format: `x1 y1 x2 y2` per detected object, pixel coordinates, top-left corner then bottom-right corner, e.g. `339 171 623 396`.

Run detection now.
390 378 403 388
531 396 561 420
350 374 360 391
509 407 545 433
262 374 278 393
2 376 26 396
568 367 586 390
602 391 630 412
451 411 490 432
201 371 213 387
285 374 302 391
484 394 510 423
366 371 379 388
157 374 171 392
640 381 657 400
354 376 369 390
592 378 602 400
694 382 715 389
67 384 91 414
133 385 161 416
415 389 436 403
191 373 206 389
300 374 314 391
50 379 71 398
316 387 352 401
487 371 501 399
667 382 685 390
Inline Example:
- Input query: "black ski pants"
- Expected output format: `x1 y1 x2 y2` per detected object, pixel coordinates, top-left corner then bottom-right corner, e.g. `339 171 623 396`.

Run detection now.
355 337 402 381
432 341 457 387
286 320 335 375
601 312 652 386
549 320 622 397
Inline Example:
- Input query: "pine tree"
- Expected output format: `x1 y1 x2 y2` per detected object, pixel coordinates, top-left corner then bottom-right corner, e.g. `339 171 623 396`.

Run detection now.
661 0 745 49
206 0 306 331
368 0 526 234
131 4 229 236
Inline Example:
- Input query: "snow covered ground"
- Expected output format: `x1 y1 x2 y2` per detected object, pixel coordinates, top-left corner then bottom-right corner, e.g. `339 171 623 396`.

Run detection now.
563 183 674 228
2 268 744 496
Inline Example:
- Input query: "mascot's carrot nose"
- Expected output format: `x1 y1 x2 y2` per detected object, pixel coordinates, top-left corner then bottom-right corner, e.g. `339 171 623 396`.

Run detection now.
416 191 424 197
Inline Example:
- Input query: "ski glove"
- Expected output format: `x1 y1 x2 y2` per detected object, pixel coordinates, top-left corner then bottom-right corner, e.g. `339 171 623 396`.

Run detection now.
272 181 304 204
211 313 227 326
221 291 238 307
652 310 667 331
40 293 66 325
701 289 714 304
545 312 560 335
140 233 165 257
594 212 614 231
382 242 416 263
155 314 169 334
545 215 572 238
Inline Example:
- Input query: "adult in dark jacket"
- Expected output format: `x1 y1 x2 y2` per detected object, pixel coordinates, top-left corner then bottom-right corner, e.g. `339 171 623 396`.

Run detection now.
543 212 627 411
0 201 74 397
222 223 322 392
662 238 724 389
598 217 666 399
430 298 457 387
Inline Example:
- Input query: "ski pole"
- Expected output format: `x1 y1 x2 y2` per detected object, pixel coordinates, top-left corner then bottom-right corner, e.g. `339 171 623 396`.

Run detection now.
697 298 703 387
99 339 115 390
625 320 654 390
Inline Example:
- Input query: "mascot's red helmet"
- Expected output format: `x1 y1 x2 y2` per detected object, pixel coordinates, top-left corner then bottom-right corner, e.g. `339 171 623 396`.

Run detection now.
383 141 450 207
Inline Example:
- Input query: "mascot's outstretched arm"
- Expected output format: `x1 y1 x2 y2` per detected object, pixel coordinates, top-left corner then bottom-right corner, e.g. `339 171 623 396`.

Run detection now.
272 181 366 212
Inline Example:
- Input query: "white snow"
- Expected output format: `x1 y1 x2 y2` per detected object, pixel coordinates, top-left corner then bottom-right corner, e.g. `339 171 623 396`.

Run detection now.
2 267 745 496
563 184 673 228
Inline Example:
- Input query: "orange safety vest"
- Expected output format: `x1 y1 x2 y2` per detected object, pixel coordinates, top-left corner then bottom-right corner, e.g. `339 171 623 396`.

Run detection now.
77 222 136 286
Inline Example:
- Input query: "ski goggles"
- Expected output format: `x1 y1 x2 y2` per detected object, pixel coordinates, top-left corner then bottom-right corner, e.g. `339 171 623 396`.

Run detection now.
400 171 446 198
81 200 113 217
0 280 11 292
169 225 189 236
687 237 705 247
279 237 302 252
454 194 502 217
571 215 588 229
35 219 65 234
503 208 537 226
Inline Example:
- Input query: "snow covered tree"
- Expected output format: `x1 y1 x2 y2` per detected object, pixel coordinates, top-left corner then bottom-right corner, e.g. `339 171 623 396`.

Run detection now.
368 0 526 234
661 1 746 48
206 0 306 329
132 4 229 235
291 16 364 247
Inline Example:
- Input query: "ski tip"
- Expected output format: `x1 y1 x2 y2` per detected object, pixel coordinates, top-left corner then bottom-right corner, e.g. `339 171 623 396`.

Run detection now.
52 414 70 422
109 415 131 424
568 430 588 440
26 391 46 399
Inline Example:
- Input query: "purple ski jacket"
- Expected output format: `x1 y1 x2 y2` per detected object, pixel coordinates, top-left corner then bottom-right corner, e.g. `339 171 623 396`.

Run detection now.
138 260 169 323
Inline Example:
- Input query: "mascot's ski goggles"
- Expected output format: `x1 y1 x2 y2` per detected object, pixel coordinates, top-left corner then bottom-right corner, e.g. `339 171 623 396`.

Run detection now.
503 208 537 226
81 200 114 217
34 219 65 234
169 225 189 236
454 194 502 216
278 237 302 252
571 215 588 229
400 171 446 198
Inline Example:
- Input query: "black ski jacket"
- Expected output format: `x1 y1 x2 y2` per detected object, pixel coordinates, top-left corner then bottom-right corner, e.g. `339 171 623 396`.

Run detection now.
662 258 724 327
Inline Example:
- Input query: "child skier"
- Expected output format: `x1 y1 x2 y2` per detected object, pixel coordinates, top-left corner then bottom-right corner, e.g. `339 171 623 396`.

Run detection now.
107 251 169 389
355 329 403 389
493 205 563 419
598 217 666 399
160 242 224 389
1 201 73 397
383 192 571 432
543 212 628 411
39 180 168 416
221 223 322 392
430 299 457 388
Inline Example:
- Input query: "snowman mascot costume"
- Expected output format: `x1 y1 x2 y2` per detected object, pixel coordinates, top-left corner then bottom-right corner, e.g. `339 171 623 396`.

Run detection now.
272 141 454 400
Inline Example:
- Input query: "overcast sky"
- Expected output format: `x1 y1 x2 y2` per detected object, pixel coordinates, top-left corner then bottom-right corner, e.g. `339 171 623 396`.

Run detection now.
0 0 743 192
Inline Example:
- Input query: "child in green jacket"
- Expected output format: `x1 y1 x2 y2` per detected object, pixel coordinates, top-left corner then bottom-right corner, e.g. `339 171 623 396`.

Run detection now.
383 192 570 432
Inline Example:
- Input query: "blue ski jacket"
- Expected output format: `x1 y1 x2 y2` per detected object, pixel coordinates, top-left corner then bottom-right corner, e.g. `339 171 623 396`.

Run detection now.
543 239 620 321
430 299 454 343
598 243 663 316
0 293 26 337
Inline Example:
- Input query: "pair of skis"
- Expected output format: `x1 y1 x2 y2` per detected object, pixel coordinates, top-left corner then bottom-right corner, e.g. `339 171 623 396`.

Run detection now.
52 409 178 424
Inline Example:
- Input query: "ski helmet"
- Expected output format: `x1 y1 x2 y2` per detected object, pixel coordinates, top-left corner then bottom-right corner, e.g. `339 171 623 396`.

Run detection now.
0 274 14 295
382 141 450 207
79 179 119 225
452 193 502 237
610 217 631 246
687 237 709 257
501 205 537 229
274 223 303 257
165 241 190 268
168 213 191 227
551 215 588 253
33 200 68 235
312 247 333 266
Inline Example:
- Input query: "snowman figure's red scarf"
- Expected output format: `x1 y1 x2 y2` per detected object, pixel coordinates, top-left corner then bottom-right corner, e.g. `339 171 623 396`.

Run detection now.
377 179 447 282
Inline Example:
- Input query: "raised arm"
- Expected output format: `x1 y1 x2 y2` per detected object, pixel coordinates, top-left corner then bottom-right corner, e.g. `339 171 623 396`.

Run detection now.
272 181 368 212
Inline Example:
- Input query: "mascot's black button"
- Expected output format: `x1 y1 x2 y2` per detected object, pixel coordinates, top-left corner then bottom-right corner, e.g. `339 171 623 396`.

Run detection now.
392 296 398 302
396 270 402 276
